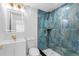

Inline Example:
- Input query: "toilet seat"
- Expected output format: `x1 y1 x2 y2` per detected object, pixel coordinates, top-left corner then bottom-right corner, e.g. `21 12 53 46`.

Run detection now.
29 48 40 56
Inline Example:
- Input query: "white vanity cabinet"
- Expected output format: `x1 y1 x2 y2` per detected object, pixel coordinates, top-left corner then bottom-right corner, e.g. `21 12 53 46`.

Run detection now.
15 40 26 56
0 40 26 56
4 43 14 56
0 43 14 56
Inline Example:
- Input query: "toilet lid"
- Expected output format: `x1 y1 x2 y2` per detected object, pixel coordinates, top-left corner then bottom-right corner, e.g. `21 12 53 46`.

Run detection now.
29 48 40 56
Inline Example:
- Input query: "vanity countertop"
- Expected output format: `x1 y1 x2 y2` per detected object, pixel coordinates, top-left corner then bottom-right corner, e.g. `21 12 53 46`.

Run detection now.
0 40 15 45
0 39 26 45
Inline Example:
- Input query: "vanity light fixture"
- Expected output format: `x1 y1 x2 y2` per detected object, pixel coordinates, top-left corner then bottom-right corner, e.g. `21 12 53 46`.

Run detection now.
2 3 25 12
10 3 14 7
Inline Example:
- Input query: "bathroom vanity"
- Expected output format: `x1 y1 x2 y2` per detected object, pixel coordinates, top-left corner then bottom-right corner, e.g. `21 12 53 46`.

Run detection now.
0 4 26 56
0 39 26 56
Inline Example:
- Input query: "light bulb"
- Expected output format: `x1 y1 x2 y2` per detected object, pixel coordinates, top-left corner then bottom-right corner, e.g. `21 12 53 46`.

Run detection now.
2 3 25 12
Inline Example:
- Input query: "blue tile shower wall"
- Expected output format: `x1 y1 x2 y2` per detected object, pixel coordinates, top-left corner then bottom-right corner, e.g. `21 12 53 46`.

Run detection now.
38 4 79 55
38 10 48 50
49 4 79 55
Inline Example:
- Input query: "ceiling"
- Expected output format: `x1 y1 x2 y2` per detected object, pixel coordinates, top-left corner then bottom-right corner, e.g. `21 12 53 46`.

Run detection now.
25 3 64 12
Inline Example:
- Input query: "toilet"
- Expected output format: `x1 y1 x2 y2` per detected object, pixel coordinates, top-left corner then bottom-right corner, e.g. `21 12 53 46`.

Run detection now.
26 38 40 56
29 48 40 56
26 38 60 56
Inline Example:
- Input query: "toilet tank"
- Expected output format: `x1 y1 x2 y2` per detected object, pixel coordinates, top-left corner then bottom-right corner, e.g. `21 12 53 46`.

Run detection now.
26 38 37 49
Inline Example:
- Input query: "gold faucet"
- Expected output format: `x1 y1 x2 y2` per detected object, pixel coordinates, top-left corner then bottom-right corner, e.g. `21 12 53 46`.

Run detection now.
11 33 16 41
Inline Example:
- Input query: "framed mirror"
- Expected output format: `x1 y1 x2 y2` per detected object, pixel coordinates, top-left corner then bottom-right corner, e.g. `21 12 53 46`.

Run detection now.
6 9 24 32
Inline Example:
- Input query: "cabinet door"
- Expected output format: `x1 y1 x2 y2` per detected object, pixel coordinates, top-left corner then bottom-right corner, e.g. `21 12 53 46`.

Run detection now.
5 44 14 56
0 45 7 56
0 44 14 56
15 41 26 56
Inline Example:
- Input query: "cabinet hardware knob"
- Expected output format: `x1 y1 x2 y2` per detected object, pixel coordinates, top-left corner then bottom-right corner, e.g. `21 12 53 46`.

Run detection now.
0 44 5 48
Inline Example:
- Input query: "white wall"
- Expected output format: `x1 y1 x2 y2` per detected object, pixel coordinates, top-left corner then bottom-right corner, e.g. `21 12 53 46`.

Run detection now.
24 6 38 48
0 4 10 41
0 4 38 48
